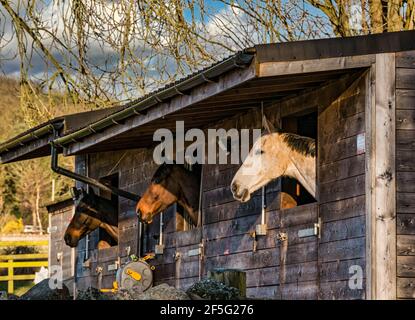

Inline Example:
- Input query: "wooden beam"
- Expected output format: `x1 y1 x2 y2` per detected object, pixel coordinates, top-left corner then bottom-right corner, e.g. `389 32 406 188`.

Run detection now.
365 64 375 301
214 82 323 97
366 53 397 300
64 63 257 155
259 55 375 78
244 69 349 85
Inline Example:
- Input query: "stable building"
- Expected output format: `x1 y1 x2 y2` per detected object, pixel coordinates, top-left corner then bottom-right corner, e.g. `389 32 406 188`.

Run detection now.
1 31 415 299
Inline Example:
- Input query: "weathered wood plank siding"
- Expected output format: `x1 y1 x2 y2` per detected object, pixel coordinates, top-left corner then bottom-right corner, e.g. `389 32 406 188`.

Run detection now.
73 99 322 297
71 70 373 299
317 73 367 299
396 50 415 300
49 203 75 294
198 106 320 299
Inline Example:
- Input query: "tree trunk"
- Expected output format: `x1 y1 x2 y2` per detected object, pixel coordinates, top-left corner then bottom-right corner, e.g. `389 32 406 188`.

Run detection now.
361 0 369 34
32 207 37 227
404 0 415 30
369 0 385 33
0 194 4 213
35 185 43 234
338 1 352 36
387 0 403 31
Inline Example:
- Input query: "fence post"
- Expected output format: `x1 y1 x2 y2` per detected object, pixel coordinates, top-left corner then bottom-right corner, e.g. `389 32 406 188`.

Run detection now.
8 259 13 294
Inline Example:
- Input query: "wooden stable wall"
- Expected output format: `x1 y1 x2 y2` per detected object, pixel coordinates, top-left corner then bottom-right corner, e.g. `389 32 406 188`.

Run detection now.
74 149 159 290
396 50 415 299
198 110 319 299
317 73 367 299
48 201 75 294
74 147 204 291
147 107 321 298
71 66 415 299
72 98 323 297
72 72 375 299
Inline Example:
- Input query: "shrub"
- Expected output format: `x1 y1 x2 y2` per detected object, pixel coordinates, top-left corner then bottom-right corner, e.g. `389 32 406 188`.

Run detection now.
0 214 24 234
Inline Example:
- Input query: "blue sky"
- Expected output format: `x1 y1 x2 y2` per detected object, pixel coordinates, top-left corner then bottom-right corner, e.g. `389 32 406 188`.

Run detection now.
183 0 227 22
0 0 332 97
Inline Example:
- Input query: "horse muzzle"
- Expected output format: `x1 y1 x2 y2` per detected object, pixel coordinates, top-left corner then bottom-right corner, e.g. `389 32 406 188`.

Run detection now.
231 182 250 202
136 210 153 224
64 233 78 248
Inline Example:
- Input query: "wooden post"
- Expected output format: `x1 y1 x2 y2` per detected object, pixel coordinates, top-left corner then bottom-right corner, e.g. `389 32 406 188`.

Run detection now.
208 268 246 297
366 53 397 300
8 259 13 294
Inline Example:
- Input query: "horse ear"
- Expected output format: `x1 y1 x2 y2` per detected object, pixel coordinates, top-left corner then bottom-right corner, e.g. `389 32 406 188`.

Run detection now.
262 115 276 134
70 187 80 200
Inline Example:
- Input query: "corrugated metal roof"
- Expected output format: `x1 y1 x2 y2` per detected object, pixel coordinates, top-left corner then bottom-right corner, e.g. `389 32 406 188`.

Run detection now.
0 117 63 150
61 50 255 136
0 50 254 162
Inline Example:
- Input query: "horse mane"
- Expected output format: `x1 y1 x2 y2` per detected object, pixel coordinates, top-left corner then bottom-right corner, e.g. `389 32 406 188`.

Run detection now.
151 163 199 184
77 189 114 210
280 133 316 157
75 190 117 225
151 163 174 183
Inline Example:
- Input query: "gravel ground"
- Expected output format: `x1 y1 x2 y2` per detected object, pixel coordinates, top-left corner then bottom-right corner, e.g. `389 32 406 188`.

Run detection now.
186 278 241 300
115 283 190 300
0 278 241 300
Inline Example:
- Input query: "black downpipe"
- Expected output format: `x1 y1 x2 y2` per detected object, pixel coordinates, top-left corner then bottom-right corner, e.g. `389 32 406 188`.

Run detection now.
50 143 140 201
50 133 146 257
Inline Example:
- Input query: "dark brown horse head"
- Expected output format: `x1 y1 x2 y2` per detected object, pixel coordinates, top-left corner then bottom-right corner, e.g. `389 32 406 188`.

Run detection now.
136 164 200 225
64 188 118 247
64 206 101 247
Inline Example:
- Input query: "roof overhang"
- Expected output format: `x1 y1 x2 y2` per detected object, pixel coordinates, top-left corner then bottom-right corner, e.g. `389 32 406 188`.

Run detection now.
0 120 63 164
58 30 415 155
63 67 367 155
0 107 123 163
2 30 415 160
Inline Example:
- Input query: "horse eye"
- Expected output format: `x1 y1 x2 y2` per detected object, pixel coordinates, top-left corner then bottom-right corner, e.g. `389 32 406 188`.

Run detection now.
255 149 264 155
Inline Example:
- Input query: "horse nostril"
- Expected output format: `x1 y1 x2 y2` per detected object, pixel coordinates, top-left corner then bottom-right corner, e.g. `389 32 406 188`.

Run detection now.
136 210 147 224
241 188 248 199
64 234 71 244
231 182 238 193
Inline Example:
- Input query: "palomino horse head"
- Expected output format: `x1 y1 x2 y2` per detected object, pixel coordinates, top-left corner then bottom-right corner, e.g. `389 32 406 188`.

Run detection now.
64 188 118 247
231 132 316 203
136 164 200 225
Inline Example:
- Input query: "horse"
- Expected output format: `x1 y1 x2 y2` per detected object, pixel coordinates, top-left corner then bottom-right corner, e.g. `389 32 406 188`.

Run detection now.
64 188 119 248
231 131 316 203
136 163 200 225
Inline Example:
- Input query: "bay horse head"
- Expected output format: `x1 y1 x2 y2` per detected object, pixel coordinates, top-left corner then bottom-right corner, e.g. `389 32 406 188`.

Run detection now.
231 132 316 203
136 163 200 225
64 188 118 247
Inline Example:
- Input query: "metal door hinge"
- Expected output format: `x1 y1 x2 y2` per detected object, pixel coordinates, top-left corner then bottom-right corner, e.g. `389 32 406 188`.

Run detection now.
298 218 321 239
